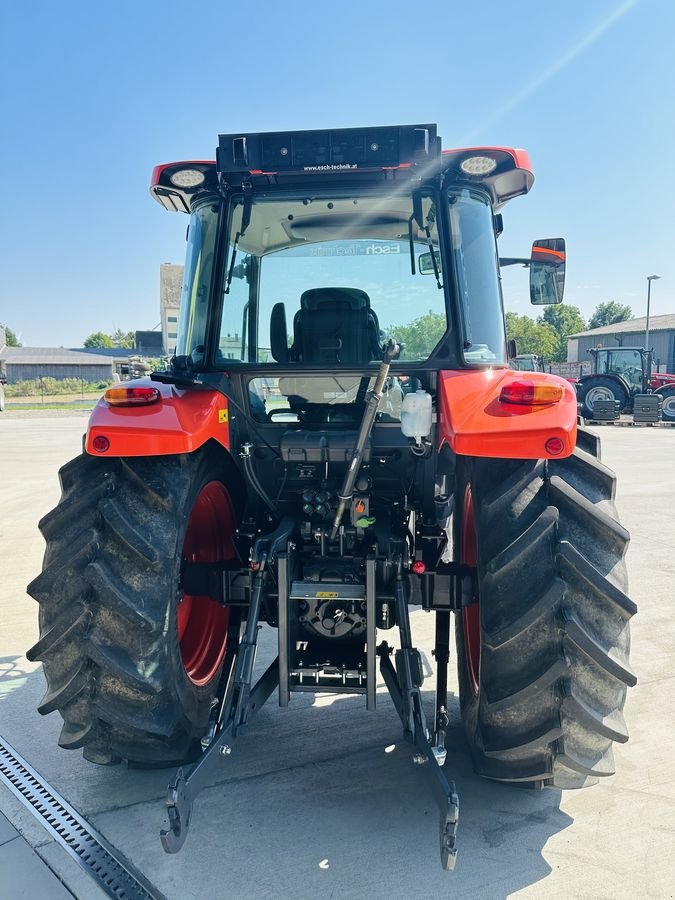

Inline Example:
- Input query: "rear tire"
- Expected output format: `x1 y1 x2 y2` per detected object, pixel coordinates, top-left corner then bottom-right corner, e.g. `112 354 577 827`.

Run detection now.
657 387 675 422
577 376 628 418
27 444 243 766
454 426 636 788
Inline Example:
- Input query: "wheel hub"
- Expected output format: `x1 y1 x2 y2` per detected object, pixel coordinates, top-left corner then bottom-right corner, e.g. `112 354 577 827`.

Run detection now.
461 486 480 694
178 481 236 686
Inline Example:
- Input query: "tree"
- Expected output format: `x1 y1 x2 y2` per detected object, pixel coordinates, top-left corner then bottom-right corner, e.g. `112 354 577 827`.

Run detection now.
588 301 633 330
84 331 115 349
389 311 446 359
505 312 557 359
111 329 136 349
1 325 21 346
537 304 586 361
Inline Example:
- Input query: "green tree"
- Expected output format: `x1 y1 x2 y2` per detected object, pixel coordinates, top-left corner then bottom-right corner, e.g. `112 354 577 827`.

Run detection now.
1 325 21 346
505 312 557 358
84 331 115 349
390 311 446 359
588 301 633 330
537 304 586 361
111 329 136 349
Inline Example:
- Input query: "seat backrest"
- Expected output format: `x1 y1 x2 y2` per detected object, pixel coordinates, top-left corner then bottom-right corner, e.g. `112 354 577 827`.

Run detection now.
292 288 380 364
270 302 290 362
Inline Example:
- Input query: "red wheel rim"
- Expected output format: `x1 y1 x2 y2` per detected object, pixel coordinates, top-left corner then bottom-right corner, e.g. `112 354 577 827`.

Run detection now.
461 485 480 694
177 482 236 686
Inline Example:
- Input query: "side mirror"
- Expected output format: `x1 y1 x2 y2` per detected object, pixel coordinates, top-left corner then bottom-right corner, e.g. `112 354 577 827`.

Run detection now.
418 250 441 275
530 238 566 305
507 339 517 360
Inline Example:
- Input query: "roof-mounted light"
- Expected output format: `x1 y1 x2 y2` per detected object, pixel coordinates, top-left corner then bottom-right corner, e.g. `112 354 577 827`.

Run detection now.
460 155 498 176
104 386 161 407
169 169 206 188
499 380 565 406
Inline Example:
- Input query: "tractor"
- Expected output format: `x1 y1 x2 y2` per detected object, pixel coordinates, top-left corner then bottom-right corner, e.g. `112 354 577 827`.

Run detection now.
27 125 636 870
511 353 546 373
576 346 675 421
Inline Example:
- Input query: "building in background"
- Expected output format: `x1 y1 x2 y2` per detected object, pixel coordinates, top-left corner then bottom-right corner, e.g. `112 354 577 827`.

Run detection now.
160 263 183 356
0 347 115 383
568 313 675 372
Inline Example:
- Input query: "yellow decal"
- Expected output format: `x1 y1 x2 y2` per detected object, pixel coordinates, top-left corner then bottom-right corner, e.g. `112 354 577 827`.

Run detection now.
218 409 229 423
316 591 338 598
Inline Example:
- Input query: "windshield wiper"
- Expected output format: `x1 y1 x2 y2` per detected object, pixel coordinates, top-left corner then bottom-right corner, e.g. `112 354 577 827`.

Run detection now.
424 204 442 290
224 185 252 294
408 190 442 290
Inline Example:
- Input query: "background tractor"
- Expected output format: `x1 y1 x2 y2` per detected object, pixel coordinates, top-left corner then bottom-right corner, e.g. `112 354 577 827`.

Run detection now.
27 125 636 870
511 353 547 373
576 346 675 421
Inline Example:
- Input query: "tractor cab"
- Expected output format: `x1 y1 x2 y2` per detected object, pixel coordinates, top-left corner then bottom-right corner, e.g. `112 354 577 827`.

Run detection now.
152 125 563 405
592 347 647 392
511 353 546 373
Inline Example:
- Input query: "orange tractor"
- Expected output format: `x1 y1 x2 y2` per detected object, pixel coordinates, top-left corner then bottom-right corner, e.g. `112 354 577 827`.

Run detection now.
28 125 636 869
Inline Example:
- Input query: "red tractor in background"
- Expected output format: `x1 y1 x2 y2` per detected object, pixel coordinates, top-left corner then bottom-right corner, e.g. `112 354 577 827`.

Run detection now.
27 124 636 870
576 346 675 421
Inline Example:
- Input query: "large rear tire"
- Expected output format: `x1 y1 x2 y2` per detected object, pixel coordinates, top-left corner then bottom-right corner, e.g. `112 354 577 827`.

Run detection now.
657 387 675 423
454 426 636 788
27 444 244 766
577 376 628 418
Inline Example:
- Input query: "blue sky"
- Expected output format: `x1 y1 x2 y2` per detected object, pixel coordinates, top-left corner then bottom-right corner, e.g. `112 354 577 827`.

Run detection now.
2 0 673 347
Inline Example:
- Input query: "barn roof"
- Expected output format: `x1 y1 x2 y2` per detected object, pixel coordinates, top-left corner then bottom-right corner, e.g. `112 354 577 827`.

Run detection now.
570 313 675 338
1 347 116 365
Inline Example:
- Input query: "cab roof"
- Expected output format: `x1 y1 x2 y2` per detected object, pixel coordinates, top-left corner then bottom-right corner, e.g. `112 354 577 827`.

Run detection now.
151 124 533 213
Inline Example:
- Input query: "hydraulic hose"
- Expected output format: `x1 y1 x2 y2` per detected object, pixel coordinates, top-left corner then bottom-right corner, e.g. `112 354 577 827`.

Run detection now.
330 339 399 540
241 444 276 513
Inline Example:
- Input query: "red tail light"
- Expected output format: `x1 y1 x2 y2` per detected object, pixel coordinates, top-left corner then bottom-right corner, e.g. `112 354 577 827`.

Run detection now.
499 380 564 406
104 387 161 407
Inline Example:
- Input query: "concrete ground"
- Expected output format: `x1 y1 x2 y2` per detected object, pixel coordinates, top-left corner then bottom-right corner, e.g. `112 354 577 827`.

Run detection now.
0 410 674 899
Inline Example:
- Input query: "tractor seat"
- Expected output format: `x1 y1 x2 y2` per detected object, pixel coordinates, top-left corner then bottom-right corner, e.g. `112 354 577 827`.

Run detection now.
270 288 381 364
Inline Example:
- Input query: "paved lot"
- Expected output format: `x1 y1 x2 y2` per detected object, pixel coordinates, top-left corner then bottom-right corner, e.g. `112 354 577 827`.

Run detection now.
1 411 674 899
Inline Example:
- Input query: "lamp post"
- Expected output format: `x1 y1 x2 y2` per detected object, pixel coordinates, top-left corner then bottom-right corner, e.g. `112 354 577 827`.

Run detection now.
645 274 660 353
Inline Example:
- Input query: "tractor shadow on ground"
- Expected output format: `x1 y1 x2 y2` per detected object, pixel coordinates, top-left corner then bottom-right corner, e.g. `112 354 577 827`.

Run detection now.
0 653 573 900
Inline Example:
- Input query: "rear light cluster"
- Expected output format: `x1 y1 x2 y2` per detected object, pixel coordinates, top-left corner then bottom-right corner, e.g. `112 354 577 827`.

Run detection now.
499 380 564 405
104 387 161 407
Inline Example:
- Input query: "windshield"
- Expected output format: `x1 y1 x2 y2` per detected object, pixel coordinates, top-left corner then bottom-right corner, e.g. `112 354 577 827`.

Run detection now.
597 349 644 389
176 187 506 370
513 357 537 372
216 189 446 366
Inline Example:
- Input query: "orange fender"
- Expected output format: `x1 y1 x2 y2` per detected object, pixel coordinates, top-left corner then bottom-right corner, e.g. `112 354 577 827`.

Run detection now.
438 369 578 459
85 379 230 457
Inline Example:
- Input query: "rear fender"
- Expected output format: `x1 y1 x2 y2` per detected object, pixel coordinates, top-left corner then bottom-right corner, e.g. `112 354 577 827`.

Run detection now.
85 379 231 457
438 369 578 459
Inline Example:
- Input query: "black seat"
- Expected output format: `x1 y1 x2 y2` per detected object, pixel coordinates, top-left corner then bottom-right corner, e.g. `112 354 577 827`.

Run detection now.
289 288 381 364
270 302 290 362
